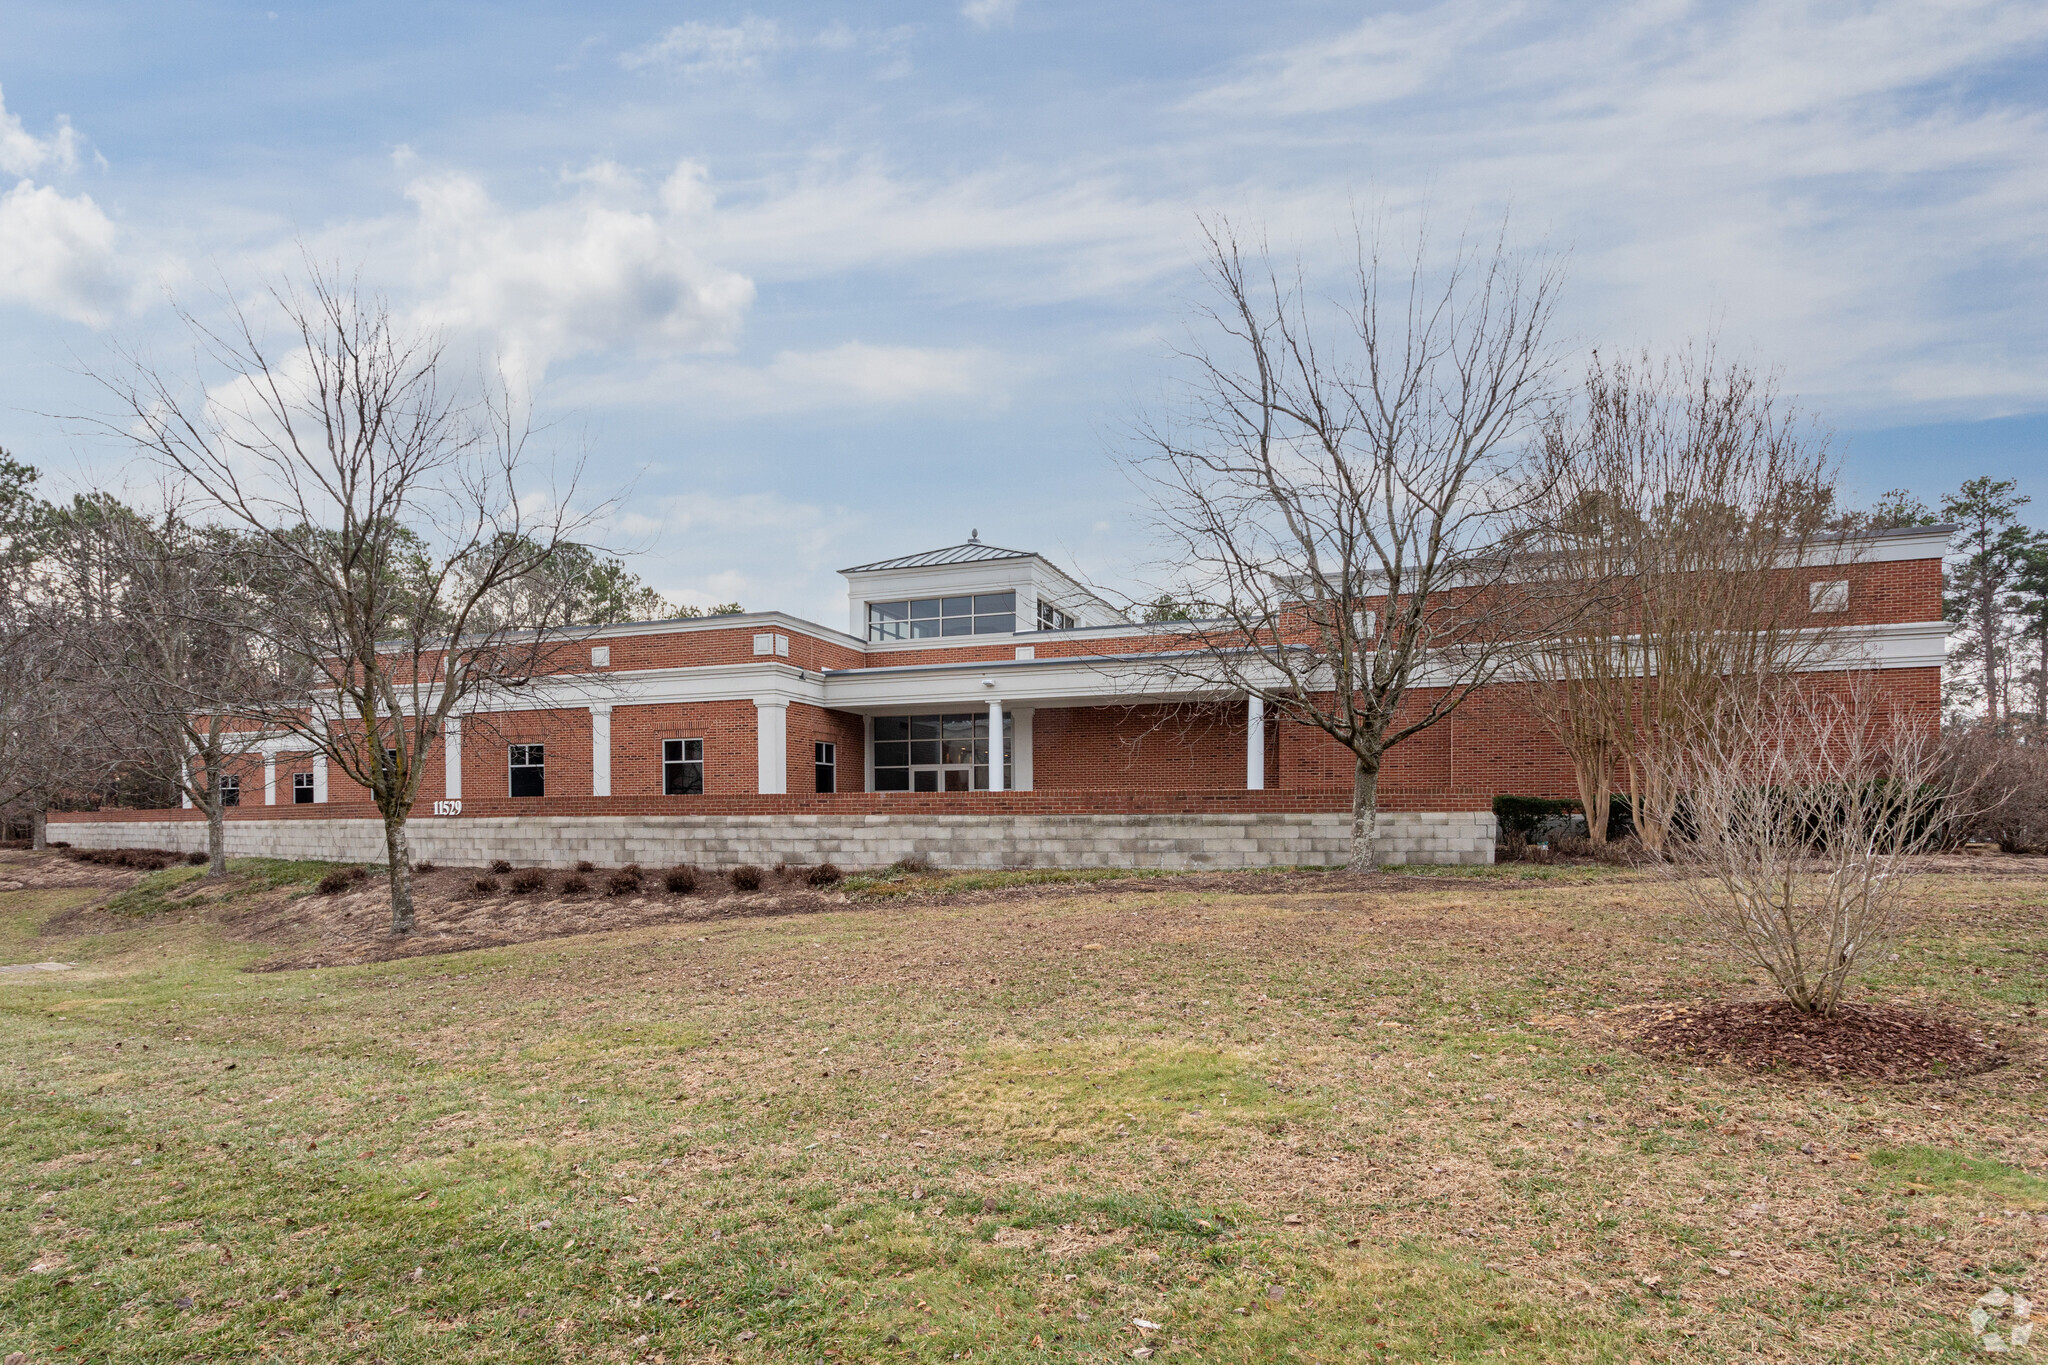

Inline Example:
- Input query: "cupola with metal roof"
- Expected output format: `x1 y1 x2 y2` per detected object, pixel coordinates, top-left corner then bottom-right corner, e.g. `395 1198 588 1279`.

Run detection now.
838 532 1126 642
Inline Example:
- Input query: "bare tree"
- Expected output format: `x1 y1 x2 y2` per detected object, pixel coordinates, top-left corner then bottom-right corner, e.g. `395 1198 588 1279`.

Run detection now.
0 452 116 849
48 495 277 874
1665 677 1954 1016
1514 348 1848 856
1126 218 1563 867
88 265 600 933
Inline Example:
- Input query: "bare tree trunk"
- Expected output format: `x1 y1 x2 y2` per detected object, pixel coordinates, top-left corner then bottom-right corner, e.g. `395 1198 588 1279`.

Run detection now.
206 802 227 876
1349 754 1379 870
1570 756 1612 845
1984 576 2002 728
383 815 415 935
30 806 46 851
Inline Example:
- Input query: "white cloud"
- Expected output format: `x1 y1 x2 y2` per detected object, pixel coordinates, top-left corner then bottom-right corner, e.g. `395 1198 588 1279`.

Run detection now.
1186 0 2048 417
610 489 862 624
397 160 755 383
697 160 1198 303
0 82 80 177
961 0 1019 29
557 341 1014 413
620 18 783 75
0 178 132 325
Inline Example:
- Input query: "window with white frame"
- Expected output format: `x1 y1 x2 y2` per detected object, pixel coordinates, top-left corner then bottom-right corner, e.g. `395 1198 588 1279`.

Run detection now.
292 772 315 804
1810 579 1849 613
509 743 546 798
663 738 704 795
1036 600 1077 631
867 592 1016 641
219 774 240 807
814 741 836 793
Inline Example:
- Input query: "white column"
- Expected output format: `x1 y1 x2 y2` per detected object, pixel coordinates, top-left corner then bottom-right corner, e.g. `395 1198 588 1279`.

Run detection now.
1246 695 1265 790
862 715 875 793
443 716 463 801
754 698 789 795
590 703 612 797
263 752 277 806
312 754 329 804
181 760 194 809
988 699 1006 791
1012 707 1034 791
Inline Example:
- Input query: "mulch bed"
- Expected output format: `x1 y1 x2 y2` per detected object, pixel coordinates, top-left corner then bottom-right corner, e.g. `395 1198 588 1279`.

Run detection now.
1627 999 2007 1083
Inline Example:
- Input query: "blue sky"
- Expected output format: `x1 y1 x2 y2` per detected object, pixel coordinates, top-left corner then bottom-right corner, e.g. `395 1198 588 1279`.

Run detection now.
3 1 2046 623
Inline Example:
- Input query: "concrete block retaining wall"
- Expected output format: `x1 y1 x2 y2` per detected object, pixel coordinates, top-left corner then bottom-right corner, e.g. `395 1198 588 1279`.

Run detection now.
51 811 1495 869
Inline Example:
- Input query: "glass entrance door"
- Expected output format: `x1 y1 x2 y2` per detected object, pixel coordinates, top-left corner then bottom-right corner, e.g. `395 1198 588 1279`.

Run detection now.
872 712 1012 791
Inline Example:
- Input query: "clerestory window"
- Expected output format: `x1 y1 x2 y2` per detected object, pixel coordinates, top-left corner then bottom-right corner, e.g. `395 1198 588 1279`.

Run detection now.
867 592 1015 641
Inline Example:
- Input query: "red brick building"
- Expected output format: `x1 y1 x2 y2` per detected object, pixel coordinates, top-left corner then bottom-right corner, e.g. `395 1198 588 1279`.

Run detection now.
52 527 1949 868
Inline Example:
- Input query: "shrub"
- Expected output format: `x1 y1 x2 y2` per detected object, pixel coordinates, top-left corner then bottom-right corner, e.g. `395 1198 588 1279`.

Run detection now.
488 858 513 875
1491 794 1636 842
806 861 844 887
772 861 791 878
560 873 590 894
472 875 500 894
49 840 70 849
729 864 763 892
888 852 933 876
316 869 355 895
663 865 697 894
414 861 437 873
508 867 547 893
1942 725 2048 853
347 865 370 884
575 860 596 873
623 863 642 878
605 869 641 896
185 850 209 866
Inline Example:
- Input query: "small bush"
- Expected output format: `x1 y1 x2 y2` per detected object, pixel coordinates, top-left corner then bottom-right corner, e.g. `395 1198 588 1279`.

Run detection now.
806 861 843 887
887 852 933 876
729 864 763 892
605 869 641 896
772 861 791 878
575 860 596 873
346 865 370 885
663 865 697 894
49 840 70 849
560 873 590 894
472 875 500 894
414 861 437 873
185 850 209 866
623 863 642 878
508 867 547 894
488 858 513 875
316 869 355 895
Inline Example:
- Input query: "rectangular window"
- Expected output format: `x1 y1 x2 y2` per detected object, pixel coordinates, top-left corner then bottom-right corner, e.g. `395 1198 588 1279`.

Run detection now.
509 743 546 798
292 772 314 804
867 591 1016 641
814 741 836 793
219 774 240 808
1036 600 1076 631
871 713 1011 792
663 738 704 795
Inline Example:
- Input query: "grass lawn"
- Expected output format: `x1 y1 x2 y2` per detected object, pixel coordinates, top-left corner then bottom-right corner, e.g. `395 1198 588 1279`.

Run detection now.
2 849 2045 1362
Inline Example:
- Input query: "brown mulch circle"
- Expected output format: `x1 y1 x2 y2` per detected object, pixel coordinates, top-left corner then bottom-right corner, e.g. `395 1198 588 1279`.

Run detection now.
1627 999 2007 1083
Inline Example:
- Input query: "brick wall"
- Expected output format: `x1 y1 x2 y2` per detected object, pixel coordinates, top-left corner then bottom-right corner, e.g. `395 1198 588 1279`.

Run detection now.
1031 704 1246 790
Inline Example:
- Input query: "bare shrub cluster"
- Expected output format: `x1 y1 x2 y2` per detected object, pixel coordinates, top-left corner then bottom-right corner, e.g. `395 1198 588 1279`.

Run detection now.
1940 726 2048 853
1663 681 1957 1016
